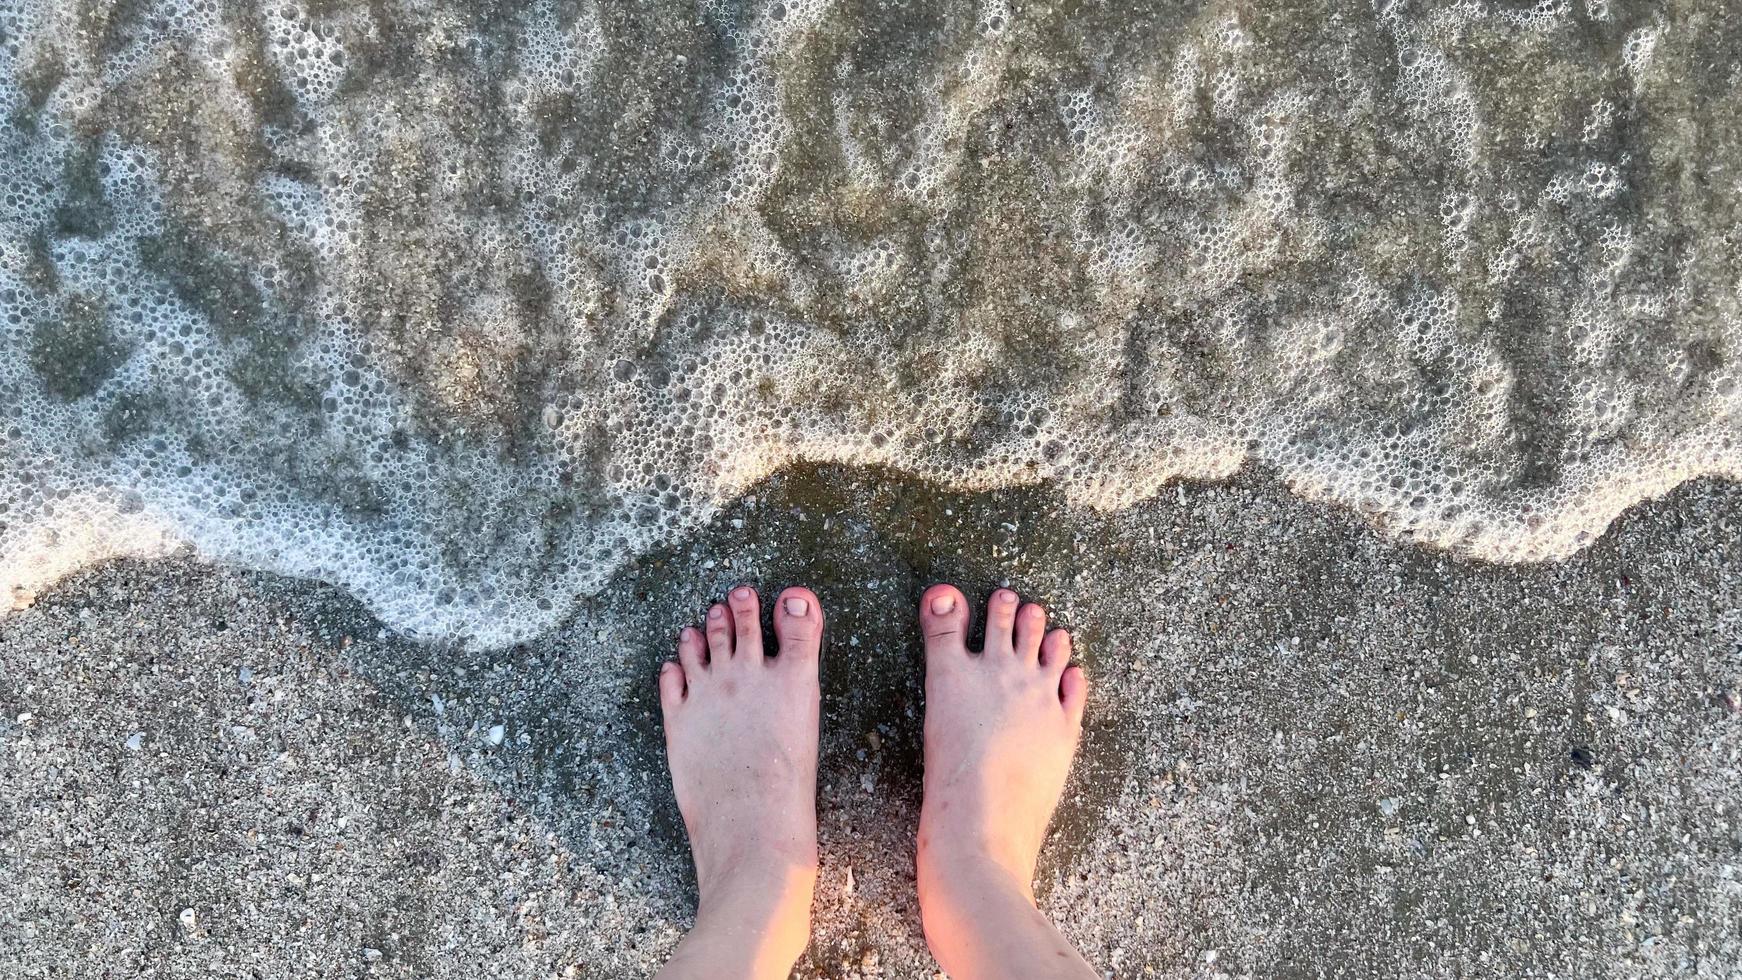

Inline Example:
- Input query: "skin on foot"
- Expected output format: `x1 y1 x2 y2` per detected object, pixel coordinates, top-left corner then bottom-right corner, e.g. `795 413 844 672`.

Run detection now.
654 585 824 980
916 584 1095 979
917 584 1086 891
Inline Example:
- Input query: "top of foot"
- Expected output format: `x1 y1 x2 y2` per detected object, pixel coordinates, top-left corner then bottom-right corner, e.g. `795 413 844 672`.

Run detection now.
656 585 823 975
915 584 1086 895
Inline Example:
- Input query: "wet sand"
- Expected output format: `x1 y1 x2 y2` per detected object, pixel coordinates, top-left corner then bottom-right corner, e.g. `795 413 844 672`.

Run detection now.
2 469 1739 978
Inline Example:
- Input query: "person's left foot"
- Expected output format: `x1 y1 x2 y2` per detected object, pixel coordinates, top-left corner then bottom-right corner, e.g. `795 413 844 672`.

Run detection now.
657 585 823 975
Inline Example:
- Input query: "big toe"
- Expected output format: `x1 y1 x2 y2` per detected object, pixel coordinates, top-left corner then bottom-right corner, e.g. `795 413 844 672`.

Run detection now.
773 586 824 666
920 583 969 658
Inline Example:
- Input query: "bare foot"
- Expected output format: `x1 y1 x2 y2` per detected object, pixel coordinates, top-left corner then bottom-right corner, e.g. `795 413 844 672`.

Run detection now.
915 584 1096 980
654 585 823 980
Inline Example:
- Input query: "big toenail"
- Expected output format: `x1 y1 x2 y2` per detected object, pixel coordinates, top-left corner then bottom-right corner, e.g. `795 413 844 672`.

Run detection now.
709 607 723 620
784 596 810 616
930 593 956 614
1001 590 1017 604
734 587 752 601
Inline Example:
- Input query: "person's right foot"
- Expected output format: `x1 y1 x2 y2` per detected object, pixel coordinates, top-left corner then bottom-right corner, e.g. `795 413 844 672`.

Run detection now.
915 584 1087 900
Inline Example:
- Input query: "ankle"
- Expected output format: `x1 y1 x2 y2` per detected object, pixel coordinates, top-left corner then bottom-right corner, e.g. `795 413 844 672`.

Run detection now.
919 850 1090 980
695 836 819 905
917 842 1037 915
917 828 1037 901
689 856 817 967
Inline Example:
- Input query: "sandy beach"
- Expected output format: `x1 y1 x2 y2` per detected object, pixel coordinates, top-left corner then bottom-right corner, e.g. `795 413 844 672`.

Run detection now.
4 0 1742 975
3 469 1737 977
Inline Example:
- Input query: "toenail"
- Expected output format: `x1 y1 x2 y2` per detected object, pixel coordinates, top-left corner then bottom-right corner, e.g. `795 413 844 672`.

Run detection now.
783 596 810 616
734 587 752 601
930 593 956 615
708 606 723 620
1000 590 1017 604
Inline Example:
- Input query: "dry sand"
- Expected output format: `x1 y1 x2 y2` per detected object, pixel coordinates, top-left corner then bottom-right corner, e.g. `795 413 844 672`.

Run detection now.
2 469 1738 978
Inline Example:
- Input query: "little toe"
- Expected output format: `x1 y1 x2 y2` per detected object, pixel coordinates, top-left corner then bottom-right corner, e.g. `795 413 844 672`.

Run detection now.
1061 664 1088 722
773 586 824 665
705 602 734 662
658 660 687 709
727 585 764 660
982 588 1019 656
678 625 708 675
1015 602 1047 661
1040 628 1072 675
920 583 970 658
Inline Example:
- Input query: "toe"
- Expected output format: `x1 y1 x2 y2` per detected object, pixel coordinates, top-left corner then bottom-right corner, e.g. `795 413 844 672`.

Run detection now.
1061 664 1088 722
1040 628 1071 674
658 661 687 709
920 583 969 658
706 602 733 662
678 626 708 674
727 585 764 660
773 586 823 664
1015 602 1047 661
982 588 1019 656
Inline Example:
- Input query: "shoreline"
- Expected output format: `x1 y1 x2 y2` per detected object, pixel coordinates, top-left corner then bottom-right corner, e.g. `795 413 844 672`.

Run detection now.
2 471 1738 976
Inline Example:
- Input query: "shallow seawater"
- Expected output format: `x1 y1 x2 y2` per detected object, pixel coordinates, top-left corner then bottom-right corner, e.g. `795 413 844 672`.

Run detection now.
1 0 1738 645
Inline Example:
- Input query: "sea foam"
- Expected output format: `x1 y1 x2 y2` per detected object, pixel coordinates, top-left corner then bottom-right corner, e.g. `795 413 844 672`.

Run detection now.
2 0 1737 645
